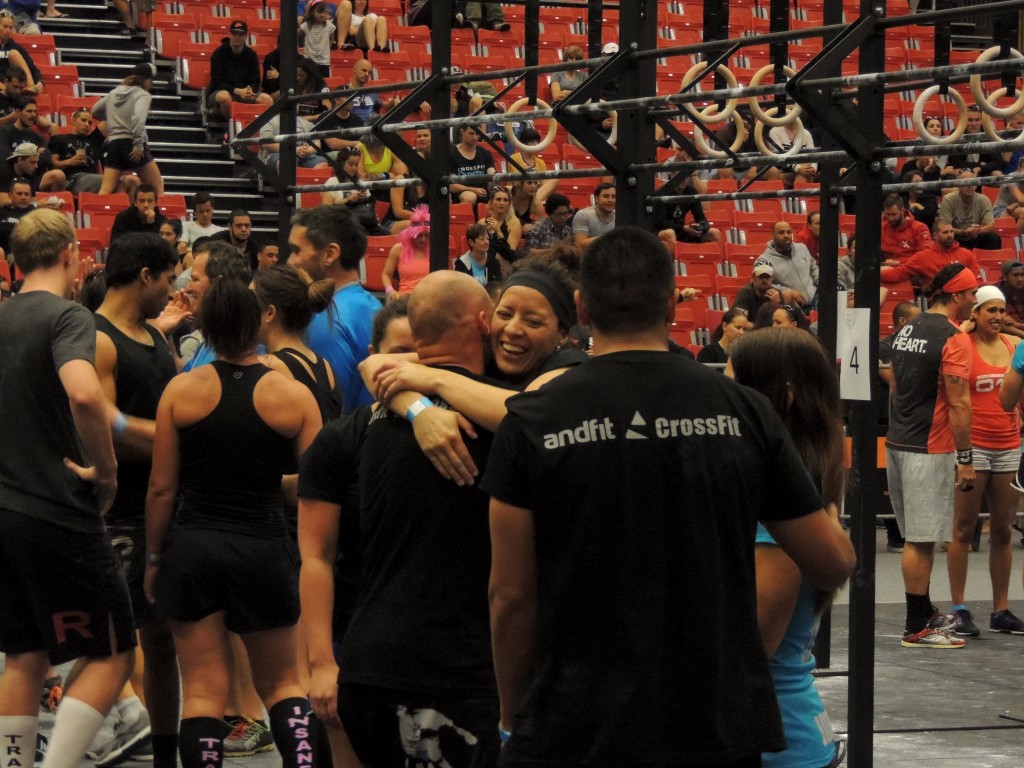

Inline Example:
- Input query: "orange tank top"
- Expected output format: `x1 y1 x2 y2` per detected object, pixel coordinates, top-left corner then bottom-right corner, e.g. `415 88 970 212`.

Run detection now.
970 334 1021 450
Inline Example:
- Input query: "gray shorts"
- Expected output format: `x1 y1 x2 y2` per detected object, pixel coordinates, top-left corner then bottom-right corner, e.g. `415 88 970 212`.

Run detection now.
974 445 1022 474
67 172 103 194
886 448 955 542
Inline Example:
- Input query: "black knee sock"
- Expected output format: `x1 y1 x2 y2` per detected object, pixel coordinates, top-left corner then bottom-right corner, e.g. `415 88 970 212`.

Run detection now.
906 592 933 635
178 717 223 768
308 711 334 767
152 733 179 768
268 698 315 768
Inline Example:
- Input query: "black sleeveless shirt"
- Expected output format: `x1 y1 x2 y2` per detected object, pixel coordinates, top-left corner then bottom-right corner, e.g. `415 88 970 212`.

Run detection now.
272 347 343 423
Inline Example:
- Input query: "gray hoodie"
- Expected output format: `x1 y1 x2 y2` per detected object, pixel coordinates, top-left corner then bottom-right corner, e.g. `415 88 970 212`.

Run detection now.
91 85 151 151
759 240 819 305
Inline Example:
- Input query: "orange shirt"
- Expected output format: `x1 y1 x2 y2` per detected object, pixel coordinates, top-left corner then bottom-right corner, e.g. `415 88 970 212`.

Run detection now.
969 334 1021 450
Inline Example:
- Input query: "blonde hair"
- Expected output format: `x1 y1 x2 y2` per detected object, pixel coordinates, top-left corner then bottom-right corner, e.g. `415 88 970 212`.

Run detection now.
11 208 75 273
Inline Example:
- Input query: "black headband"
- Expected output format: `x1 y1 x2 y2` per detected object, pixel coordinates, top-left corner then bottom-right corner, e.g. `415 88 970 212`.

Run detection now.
502 270 574 331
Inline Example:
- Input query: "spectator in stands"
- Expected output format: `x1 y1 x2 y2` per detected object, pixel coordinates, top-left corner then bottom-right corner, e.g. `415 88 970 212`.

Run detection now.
881 220 981 286
257 241 279 269
159 218 187 266
322 145 390 235
210 208 260 270
549 45 587 104
760 302 811 331
902 170 938 233
697 307 748 365
208 20 273 121
181 192 225 252
947 106 999 177
654 173 722 252
321 99 364 154
508 126 549 177
258 113 330 172
480 186 520 269
997 111 1024 175
0 175 32 256
992 156 1024 234
454 222 502 285
838 235 856 294
262 36 282 98
524 192 572 253
881 192 932 265
768 120 817 185
713 108 758 181
795 211 820 261
3 0 41 34
0 9 39 87
454 1 510 31
340 0 389 54
898 153 944 185
997 259 1024 339
110 183 167 242
449 122 494 206
938 168 1001 251
381 204 430 297
759 220 818 308
386 171 427 235
298 0 336 76
0 96 52 162
111 0 145 36
92 63 164 196
0 68 44 127
510 177 550 236
50 108 135 196
0 141 63 204
573 182 616 248
347 59 394 122
292 57 332 121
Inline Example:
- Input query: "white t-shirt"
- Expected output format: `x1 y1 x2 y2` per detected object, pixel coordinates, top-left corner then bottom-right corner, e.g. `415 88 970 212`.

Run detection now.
182 220 225 249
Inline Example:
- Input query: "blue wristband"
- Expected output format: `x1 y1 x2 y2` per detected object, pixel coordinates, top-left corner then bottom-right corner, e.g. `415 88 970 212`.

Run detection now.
498 727 512 744
405 396 434 422
1013 341 1024 375
112 410 129 435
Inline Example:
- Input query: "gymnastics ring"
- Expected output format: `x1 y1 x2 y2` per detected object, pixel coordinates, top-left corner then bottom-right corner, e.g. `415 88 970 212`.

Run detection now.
911 85 969 145
969 46 1024 119
979 100 1024 143
692 110 746 158
565 103 617 148
680 61 740 123
504 97 558 153
746 65 802 127
753 111 807 159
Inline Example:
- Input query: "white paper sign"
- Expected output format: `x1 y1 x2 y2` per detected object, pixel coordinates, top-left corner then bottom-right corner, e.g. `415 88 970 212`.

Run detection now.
839 307 872 401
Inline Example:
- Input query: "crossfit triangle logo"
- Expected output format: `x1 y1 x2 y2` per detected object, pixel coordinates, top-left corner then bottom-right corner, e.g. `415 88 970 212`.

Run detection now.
625 411 648 440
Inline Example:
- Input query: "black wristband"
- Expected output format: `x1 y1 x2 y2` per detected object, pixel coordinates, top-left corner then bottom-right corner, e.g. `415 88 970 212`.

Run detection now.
956 449 973 465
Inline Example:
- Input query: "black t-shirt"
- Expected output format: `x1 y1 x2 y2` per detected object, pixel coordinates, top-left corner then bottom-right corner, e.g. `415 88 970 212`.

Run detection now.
49 132 102 178
94 314 177 524
449 144 494 182
0 91 17 118
480 351 823 766
209 229 261 272
0 291 103 532
297 406 372 640
696 340 729 365
340 367 511 697
731 282 772 318
110 207 168 244
0 203 31 253
0 125 50 166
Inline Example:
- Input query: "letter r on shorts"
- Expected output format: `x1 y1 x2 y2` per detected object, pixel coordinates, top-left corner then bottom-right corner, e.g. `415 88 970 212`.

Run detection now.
52 610 93 643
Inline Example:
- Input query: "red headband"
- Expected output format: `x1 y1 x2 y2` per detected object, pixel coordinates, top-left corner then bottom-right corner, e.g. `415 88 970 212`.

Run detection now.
942 268 978 295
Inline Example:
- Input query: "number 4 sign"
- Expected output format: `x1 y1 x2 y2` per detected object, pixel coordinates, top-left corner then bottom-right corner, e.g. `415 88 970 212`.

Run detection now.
838 307 872 401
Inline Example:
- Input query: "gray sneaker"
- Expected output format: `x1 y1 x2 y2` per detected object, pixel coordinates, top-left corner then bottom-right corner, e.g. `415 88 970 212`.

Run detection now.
93 708 152 767
223 717 275 757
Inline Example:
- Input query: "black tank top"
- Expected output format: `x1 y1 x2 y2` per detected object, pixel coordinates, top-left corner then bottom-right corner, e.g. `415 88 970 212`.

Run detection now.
272 347 343 423
177 361 292 537
93 313 177 524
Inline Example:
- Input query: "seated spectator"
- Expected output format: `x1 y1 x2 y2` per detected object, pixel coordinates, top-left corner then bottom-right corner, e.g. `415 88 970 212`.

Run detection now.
181 192 225 253
262 35 282 97
756 301 811 331
795 211 820 261
993 156 1024 234
209 208 261 270
294 57 332 120
479 186 521 269
938 168 1002 250
258 113 329 172
732 259 782 317
0 68 45 127
110 183 167 242
767 121 817 185
712 108 758 181
257 241 279 269
454 1 510 31
510 175 556 237
881 220 981 285
508 126 549 175
0 141 63 204
997 111 1024 174
902 170 938 233
386 172 427 235
946 106 998 176
0 175 32 257
549 45 587 104
454 222 502 285
759 220 818 308
654 173 722 252
340 0 389 53
91 63 163 196
0 95 53 162
381 204 430 297
347 59 399 122
359 133 404 201
298 0 336 76
898 154 945 185
837 235 856 294
320 99 364 154
3 0 41 34
448 123 494 205
881 192 931 265
525 192 573 253
50 108 137 196
697 307 748 365
0 10 39 87
573 182 616 248
208 20 273 120
998 259 1024 339
159 218 187 271
920 116 956 173
322 146 390 235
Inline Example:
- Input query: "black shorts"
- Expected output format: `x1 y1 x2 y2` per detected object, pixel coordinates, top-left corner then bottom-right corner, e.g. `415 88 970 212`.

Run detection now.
103 138 155 172
0 509 137 663
338 683 500 768
153 526 300 634
107 522 154 629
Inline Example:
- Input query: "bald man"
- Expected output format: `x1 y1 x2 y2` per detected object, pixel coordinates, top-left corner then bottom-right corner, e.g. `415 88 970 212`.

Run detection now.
333 271 510 768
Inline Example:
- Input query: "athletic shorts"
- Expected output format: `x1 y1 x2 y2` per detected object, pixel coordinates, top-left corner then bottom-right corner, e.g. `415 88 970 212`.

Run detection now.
886 448 955 542
0 509 137 663
66 172 103 194
973 445 1021 474
153 526 300 634
107 522 154 628
338 683 500 768
103 138 155 172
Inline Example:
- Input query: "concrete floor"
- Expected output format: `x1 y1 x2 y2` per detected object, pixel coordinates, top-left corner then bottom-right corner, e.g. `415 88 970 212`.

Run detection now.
16 527 1024 767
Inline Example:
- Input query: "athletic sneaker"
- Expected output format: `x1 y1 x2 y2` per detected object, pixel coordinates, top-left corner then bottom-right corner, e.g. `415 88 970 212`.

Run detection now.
93 707 152 767
951 608 981 637
86 713 119 760
40 675 62 713
901 627 966 648
926 608 953 630
34 733 47 767
990 609 1024 634
223 717 275 757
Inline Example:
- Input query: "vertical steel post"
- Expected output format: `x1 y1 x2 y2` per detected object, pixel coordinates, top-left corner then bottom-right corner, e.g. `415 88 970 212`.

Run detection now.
615 1 657 229
278 0 298 241
428 0 452 272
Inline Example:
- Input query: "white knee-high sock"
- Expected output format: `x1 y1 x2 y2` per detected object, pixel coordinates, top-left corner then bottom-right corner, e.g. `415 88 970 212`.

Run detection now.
0 715 38 768
40 697 105 768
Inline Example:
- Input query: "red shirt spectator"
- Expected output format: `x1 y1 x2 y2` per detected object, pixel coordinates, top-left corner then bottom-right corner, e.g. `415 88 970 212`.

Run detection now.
794 211 820 261
881 221 979 284
881 194 932 264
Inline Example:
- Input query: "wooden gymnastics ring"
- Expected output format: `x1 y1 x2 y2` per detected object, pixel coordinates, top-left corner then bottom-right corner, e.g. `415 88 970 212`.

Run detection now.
911 85 969 145
746 64 802 127
691 110 746 158
969 46 1024 119
978 92 1024 142
504 97 558 153
681 61 740 123
753 111 807 159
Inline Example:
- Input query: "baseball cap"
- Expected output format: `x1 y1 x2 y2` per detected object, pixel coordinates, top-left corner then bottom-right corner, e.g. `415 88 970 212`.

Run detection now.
7 142 38 161
601 42 619 54
1001 259 1024 277
129 62 155 80
752 259 774 277
229 19 248 34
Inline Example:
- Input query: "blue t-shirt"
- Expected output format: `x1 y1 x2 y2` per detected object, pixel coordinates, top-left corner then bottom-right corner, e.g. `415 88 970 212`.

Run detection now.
756 523 837 768
306 282 381 413
470 260 487 285
183 340 216 372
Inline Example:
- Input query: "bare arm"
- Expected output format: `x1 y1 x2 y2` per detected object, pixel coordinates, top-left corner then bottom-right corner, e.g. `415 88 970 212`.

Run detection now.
143 384 182 603
945 373 976 488
1000 367 1024 412
755 545 802 657
59 359 118 515
761 506 855 592
489 498 538 732
381 244 400 295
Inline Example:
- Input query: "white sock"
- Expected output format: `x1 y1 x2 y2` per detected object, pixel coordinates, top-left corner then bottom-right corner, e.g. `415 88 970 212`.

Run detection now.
40 697 105 768
114 695 144 721
0 715 38 768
